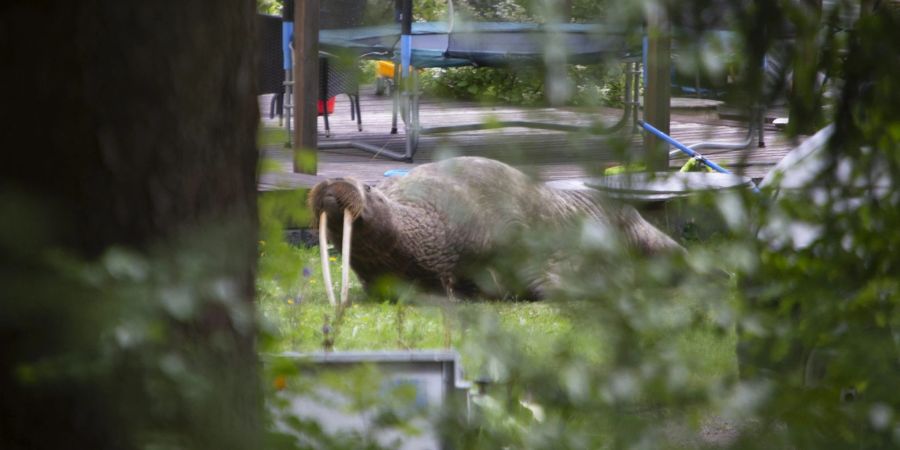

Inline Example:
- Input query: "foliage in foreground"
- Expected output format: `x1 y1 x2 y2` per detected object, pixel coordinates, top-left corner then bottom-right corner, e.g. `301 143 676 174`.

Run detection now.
4 0 899 448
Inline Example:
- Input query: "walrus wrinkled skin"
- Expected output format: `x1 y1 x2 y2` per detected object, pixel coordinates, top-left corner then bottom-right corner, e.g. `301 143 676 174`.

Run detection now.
309 157 682 300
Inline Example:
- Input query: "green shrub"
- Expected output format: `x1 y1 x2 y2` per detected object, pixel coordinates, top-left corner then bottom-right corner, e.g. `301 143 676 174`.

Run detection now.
419 63 628 107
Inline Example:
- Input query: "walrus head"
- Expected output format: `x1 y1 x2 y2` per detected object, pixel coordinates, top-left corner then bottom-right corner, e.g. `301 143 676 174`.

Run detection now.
308 177 368 228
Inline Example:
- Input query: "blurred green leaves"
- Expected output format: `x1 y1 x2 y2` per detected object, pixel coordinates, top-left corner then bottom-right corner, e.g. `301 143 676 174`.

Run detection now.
8 0 894 447
1 194 261 448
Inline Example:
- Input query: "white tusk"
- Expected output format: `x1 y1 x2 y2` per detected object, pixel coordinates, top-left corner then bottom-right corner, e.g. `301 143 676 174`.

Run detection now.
319 211 337 307
341 208 353 306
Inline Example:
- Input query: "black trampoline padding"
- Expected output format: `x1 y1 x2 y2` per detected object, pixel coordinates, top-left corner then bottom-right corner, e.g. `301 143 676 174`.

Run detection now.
319 21 638 68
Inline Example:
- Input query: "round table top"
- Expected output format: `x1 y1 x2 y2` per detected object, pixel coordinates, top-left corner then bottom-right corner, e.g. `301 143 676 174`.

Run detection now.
546 172 755 202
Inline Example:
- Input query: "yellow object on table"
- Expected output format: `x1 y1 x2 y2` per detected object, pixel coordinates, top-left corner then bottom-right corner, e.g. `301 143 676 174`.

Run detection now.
376 60 395 78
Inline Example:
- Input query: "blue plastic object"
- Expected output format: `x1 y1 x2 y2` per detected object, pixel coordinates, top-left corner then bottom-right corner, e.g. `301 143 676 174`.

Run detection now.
384 169 410 177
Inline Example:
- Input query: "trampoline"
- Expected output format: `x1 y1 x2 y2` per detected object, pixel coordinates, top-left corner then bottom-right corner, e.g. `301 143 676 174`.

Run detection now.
299 2 644 161
281 0 768 162
319 22 637 68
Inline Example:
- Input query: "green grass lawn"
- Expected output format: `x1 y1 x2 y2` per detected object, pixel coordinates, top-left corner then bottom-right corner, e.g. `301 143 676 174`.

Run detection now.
256 243 737 391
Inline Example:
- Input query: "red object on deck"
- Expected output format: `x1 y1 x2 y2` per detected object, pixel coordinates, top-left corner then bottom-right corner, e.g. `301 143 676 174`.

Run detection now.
318 97 336 115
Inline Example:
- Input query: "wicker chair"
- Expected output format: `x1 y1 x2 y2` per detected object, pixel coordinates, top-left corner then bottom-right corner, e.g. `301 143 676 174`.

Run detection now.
318 54 363 137
281 0 365 144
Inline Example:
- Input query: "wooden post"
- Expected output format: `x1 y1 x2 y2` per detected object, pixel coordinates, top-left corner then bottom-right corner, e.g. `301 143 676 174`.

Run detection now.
293 0 319 174
643 7 671 171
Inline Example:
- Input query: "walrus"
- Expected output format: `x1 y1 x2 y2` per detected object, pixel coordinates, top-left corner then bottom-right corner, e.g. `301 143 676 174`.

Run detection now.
309 156 682 302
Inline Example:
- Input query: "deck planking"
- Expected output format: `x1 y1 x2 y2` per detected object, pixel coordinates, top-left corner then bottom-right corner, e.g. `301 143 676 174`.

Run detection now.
258 87 800 191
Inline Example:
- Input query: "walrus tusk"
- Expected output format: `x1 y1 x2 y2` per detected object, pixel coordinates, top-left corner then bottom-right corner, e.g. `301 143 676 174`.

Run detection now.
340 209 353 306
319 211 337 307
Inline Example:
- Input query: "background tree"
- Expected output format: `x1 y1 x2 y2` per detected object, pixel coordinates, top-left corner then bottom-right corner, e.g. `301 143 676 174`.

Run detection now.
1 1 261 448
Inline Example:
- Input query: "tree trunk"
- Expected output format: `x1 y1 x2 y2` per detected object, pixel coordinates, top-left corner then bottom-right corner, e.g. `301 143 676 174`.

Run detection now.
1 1 261 448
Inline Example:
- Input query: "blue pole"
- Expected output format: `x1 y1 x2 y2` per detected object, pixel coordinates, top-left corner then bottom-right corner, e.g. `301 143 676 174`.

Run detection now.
400 0 412 76
638 120 761 193
400 36 412 76
282 22 294 71
638 120 730 174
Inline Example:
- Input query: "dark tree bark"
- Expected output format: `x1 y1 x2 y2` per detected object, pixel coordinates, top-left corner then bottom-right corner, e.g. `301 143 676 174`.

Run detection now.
1 1 261 448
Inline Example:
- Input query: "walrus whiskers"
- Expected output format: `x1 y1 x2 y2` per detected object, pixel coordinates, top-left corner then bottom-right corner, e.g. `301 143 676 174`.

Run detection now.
340 210 353 306
319 211 337 307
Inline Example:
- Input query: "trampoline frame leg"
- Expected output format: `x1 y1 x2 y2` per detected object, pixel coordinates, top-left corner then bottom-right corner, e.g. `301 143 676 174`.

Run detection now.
284 68 293 148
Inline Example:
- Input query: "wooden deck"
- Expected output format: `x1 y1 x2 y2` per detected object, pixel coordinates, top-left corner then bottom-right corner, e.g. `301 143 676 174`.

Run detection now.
258 87 800 191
